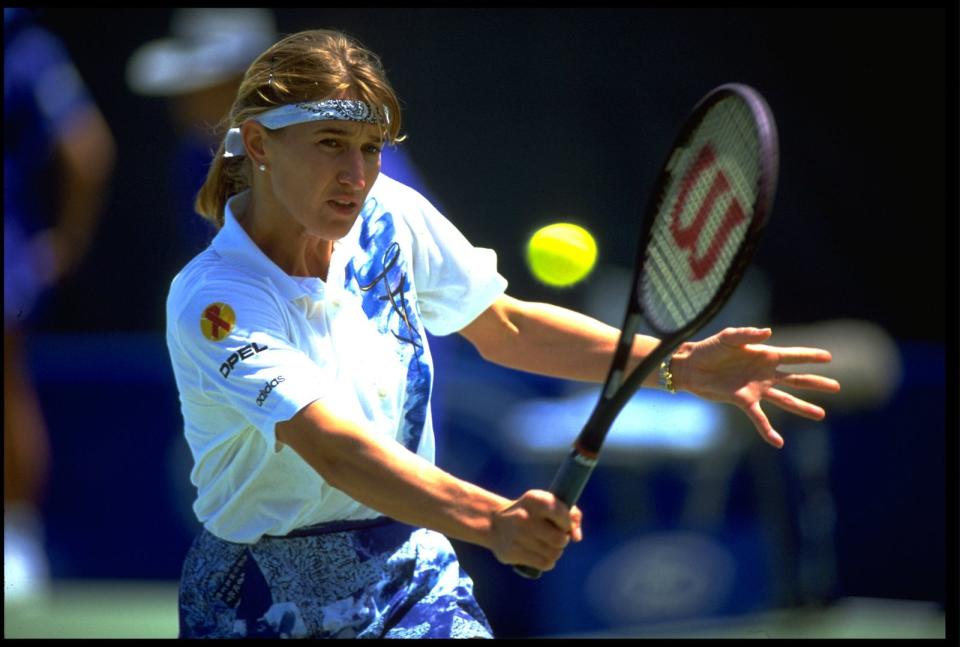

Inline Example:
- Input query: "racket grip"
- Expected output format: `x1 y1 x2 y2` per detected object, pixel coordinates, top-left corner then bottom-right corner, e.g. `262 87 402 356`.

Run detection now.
513 448 597 580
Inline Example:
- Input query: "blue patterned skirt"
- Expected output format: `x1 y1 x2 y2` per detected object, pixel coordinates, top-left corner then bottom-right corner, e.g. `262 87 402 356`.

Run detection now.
178 518 493 638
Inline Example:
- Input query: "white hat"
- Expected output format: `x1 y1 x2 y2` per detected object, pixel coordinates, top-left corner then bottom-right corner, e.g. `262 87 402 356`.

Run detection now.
126 8 276 96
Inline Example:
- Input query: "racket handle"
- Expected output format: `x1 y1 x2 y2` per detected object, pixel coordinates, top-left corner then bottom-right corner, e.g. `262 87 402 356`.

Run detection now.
513 448 597 580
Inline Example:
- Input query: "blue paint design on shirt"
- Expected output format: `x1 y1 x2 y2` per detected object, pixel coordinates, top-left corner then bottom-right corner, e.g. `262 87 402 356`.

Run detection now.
344 204 431 453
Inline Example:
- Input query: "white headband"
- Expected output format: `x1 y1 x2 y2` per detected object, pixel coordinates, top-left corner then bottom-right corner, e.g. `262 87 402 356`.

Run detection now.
223 99 389 158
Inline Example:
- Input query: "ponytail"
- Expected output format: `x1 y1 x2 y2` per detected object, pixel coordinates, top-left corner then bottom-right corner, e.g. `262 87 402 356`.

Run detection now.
194 140 251 230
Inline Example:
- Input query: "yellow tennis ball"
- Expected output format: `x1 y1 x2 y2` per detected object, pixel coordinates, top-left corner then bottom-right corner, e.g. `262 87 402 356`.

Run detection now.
526 223 598 287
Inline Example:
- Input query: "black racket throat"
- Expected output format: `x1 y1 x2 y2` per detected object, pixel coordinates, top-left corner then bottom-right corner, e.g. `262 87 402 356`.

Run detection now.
577 331 678 456
577 247 760 456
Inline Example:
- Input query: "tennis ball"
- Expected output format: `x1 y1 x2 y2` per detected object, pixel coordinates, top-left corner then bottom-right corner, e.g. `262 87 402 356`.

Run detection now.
526 222 598 287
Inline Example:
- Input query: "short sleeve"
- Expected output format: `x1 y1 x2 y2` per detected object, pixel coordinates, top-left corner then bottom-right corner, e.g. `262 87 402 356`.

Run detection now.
398 185 508 335
167 278 330 447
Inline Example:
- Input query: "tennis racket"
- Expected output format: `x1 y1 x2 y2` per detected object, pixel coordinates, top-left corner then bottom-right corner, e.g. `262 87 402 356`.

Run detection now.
514 82 779 579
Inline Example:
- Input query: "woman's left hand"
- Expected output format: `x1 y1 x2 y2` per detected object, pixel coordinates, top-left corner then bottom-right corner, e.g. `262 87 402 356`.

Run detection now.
670 327 841 448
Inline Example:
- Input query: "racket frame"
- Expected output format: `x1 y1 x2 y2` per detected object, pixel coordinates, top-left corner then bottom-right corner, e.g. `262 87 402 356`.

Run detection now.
513 83 779 580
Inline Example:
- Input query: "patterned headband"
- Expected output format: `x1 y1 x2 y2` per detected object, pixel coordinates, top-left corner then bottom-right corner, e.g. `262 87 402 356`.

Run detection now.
223 99 389 158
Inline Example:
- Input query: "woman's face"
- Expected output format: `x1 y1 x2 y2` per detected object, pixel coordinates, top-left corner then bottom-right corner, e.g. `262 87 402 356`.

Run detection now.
261 118 383 240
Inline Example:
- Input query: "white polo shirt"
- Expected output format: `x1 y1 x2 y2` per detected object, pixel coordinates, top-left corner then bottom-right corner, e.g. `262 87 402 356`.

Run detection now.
165 174 508 544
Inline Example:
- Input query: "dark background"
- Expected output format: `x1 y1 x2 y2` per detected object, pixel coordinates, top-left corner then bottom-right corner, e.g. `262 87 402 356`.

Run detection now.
17 7 952 638
34 8 947 340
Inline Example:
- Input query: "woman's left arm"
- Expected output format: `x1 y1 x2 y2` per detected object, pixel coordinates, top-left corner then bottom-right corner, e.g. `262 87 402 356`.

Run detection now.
458 293 662 387
458 294 840 448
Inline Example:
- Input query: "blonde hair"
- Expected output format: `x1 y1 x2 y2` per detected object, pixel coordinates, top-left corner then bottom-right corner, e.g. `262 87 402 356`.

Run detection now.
195 29 404 228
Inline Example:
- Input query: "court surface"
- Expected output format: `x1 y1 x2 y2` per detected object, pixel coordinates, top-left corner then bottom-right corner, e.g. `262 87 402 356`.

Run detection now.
4 580 946 639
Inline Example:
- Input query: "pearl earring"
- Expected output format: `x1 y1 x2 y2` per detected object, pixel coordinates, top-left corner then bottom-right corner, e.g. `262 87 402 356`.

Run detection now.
258 164 267 172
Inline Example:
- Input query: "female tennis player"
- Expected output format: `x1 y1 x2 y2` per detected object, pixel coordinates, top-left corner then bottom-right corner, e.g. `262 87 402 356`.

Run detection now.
165 28 840 638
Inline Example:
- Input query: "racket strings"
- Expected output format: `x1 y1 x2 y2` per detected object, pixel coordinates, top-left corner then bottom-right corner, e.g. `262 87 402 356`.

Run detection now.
642 96 761 333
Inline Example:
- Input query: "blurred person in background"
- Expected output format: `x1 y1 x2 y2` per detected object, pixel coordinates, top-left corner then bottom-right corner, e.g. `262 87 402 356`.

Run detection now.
126 8 279 265
4 7 116 603
166 28 840 638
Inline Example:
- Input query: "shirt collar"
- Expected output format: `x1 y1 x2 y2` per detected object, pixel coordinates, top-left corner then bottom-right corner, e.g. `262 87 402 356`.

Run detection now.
212 190 367 306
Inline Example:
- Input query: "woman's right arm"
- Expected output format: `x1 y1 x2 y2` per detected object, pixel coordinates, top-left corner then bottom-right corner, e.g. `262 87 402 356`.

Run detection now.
276 400 582 572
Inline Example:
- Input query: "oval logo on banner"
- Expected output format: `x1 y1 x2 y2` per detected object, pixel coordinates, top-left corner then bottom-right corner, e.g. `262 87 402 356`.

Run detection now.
200 302 236 342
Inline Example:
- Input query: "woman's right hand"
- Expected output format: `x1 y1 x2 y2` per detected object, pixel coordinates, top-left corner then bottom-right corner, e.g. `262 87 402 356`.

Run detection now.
489 489 583 572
